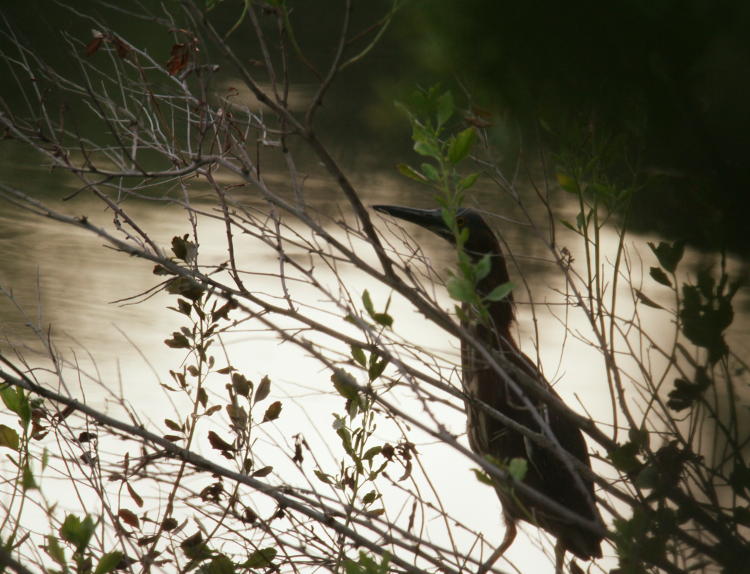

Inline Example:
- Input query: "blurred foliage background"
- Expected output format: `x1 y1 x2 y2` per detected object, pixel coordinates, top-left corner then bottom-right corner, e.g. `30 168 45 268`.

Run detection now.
392 0 750 255
3 0 749 254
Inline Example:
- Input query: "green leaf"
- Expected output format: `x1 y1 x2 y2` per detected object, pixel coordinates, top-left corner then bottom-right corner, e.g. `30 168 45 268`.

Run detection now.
362 490 378 505
447 127 476 164
471 468 494 486
351 345 367 367
0 424 19 451
242 547 277 568
436 91 454 127
363 445 381 461
414 142 440 160
457 226 470 246
368 357 388 382
206 555 235 574
60 514 95 552
361 291 392 327
485 281 515 302
46 535 67 566
372 312 393 328
314 469 332 484
556 172 578 194
362 290 375 316
180 531 211 562
337 426 354 456
411 121 432 146
446 275 475 303
332 370 360 402
458 172 480 191
396 163 427 183
576 210 587 230
22 464 37 490
1 386 31 428
560 219 580 234
475 254 492 281
94 551 124 574
413 140 441 160
649 266 672 287
420 162 439 181
345 551 391 574
508 457 528 481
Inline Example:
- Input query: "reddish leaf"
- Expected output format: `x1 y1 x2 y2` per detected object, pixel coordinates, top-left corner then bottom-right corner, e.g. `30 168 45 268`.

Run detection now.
118 508 140 529
113 37 130 58
127 483 143 508
85 35 104 57
167 43 190 76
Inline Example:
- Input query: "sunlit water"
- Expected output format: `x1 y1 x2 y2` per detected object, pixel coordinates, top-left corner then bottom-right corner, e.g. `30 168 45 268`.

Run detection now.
0 152 747 573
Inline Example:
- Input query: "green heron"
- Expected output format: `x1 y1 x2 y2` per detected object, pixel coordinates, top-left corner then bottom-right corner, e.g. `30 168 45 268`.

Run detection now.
373 205 603 567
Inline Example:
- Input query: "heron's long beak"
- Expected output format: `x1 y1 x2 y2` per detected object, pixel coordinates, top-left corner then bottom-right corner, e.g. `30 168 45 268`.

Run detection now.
372 205 453 242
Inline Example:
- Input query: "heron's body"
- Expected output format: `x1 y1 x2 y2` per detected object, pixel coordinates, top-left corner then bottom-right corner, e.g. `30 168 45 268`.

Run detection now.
374 205 603 562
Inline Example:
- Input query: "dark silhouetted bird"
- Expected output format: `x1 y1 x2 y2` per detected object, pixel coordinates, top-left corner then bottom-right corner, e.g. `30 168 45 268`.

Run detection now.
373 205 603 567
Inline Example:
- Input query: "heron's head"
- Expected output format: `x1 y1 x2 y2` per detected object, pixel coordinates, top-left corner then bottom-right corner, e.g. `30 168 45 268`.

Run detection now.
372 205 500 258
